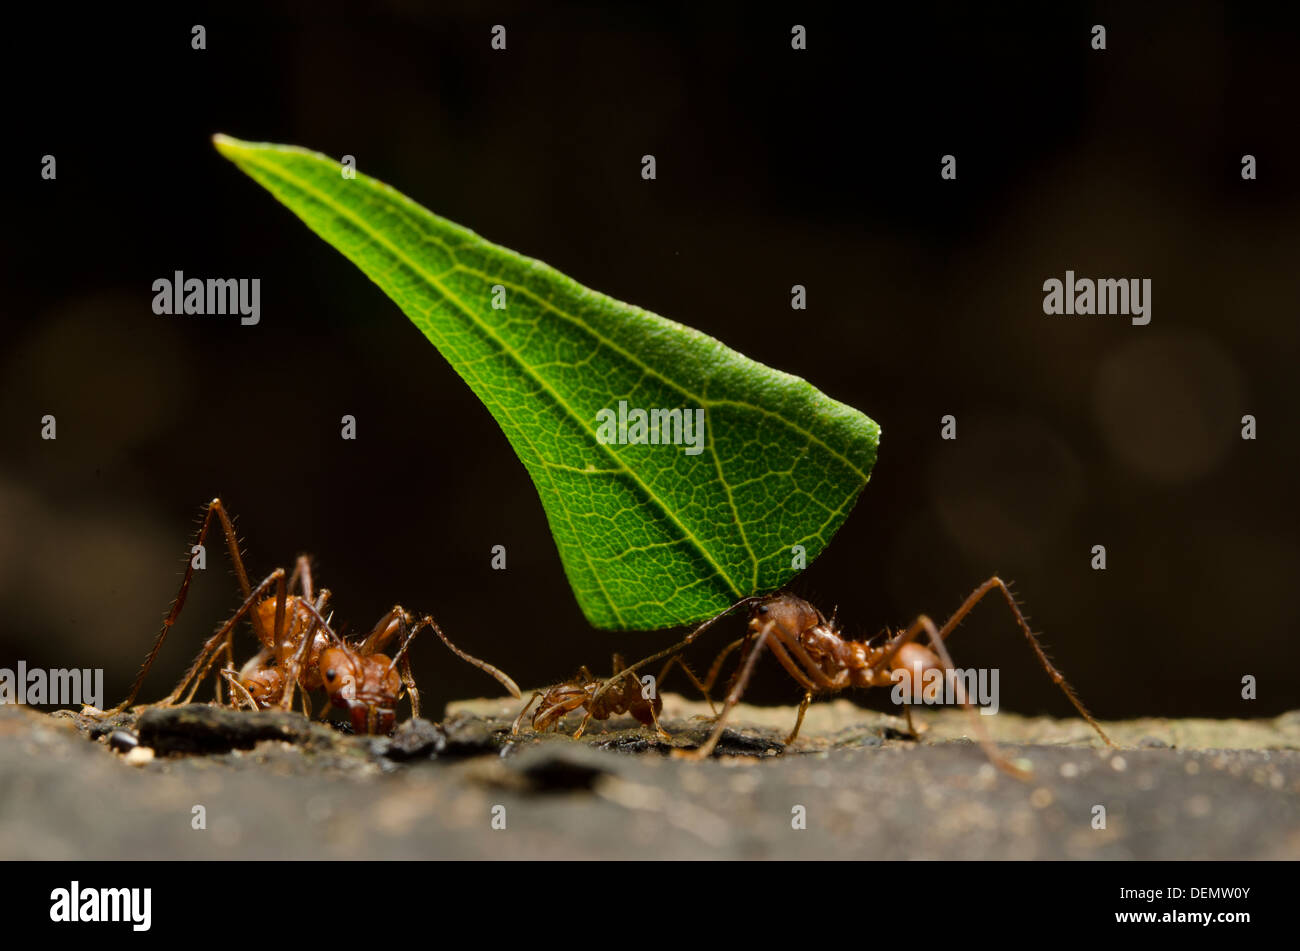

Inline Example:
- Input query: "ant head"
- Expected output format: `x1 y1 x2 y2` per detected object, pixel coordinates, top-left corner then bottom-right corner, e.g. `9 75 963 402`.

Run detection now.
749 593 820 636
240 667 283 709
321 647 402 734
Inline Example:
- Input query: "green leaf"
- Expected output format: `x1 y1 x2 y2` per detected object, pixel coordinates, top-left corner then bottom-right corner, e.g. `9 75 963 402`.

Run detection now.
213 134 881 630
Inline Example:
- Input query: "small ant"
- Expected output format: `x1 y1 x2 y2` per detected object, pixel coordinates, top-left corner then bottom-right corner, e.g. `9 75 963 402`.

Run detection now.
590 576 1114 778
101 498 520 734
511 653 711 741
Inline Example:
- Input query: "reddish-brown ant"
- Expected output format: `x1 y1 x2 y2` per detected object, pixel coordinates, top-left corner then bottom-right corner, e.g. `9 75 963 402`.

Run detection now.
511 653 713 741
100 498 520 734
590 577 1113 778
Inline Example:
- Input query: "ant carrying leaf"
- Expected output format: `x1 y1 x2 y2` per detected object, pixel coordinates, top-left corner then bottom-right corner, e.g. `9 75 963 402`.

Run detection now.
590 577 1113 778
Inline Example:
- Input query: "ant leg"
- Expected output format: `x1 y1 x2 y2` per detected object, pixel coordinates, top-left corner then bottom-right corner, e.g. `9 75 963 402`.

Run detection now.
277 587 324 713
718 631 756 699
571 708 595 740
933 576 1112 747
398 651 420 720
670 635 772 723
678 617 842 759
511 692 544 735
786 691 814 745
288 595 348 723
286 555 314 601
765 636 836 692
375 611 424 720
208 498 271 646
760 637 849 748
645 695 672 742
655 655 717 713
220 670 259 712
590 595 766 712
212 653 225 706
109 498 270 713
291 565 324 717
903 703 923 739
677 621 775 760
394 612 426 719
875 614 1030 780
286 590 343 644
388 610 521 700
219 637 237 704
358 606 404 655
698 637 748 713
178 575 286 706
110 500 215 710
168 569 286 707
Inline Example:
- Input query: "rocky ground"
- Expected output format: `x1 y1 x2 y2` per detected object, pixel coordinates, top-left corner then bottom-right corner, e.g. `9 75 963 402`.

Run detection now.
1 698 1297 859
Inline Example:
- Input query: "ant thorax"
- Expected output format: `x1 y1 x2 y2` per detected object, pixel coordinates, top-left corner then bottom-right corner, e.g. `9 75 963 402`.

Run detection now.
799 622 854 663
253 595 312 650
748 594 891 689
250 596 331 692
751 594 862 668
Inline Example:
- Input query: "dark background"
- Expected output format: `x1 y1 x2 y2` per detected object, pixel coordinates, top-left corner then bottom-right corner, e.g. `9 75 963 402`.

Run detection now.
2 2 1297 721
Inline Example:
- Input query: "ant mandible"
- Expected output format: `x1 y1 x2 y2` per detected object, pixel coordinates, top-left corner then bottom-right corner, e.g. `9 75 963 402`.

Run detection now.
588 576 1114 778
102 498 520 734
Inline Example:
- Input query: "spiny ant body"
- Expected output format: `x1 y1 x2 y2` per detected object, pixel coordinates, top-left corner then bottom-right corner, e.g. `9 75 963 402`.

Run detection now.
512 653 711 741
592 576 1113 778
100 498 520 734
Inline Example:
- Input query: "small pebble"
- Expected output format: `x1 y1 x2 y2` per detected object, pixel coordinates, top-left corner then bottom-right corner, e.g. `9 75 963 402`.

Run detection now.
1059 762 1079 779
124 746 155 767
1110 755 1128 772
1030 787 1054 809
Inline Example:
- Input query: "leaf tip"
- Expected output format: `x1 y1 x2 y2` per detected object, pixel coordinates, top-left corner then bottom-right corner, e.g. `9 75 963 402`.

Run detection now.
211 133 247 159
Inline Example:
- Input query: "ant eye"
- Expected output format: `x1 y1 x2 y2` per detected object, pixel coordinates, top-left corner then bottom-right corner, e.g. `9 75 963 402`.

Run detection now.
326 669 337 681
757 605 768 615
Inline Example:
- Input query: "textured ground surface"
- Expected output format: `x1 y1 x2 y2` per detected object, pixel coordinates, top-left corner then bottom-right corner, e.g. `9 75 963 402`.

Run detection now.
1 698 1297 859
